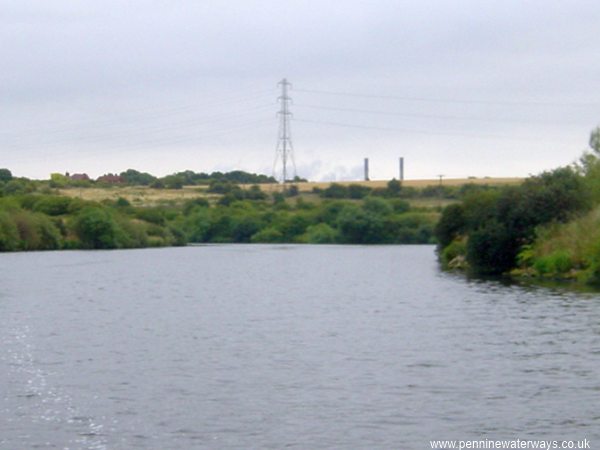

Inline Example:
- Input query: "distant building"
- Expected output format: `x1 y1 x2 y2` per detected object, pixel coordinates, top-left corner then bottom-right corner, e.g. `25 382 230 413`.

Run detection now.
70 173 90 181
96 174 124 184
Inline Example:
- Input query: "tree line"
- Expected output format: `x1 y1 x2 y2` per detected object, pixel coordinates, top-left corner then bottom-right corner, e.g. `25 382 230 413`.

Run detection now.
0 181 439 251
434 127 600 285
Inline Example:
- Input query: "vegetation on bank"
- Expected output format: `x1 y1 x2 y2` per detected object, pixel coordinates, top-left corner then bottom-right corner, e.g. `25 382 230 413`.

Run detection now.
0 174 453 251
435 127 600 285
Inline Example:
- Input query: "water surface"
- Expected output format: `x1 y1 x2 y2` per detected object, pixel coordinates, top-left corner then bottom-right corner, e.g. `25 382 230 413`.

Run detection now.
1 245 598 449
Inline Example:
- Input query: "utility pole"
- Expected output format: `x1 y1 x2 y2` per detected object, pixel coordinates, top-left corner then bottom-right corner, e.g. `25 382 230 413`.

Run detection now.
399 157 404 182
274 78 295 185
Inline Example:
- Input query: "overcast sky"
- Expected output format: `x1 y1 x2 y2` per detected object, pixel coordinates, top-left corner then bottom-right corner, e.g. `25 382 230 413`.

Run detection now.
1 0 599 181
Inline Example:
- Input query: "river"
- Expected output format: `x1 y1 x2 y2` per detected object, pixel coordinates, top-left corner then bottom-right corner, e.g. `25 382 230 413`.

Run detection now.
0 245 598 449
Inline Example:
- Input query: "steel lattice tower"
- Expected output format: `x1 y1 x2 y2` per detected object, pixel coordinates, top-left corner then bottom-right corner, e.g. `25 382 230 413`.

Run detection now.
274 78 296 184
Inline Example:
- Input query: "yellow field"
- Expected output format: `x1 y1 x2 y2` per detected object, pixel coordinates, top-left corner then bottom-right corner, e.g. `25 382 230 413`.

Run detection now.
253 177 523 193
58 186 214 205
59 177 523 206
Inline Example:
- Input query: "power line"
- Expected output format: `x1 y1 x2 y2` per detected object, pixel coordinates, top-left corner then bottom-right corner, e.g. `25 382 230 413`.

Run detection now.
5 119 275 162
2 104 274 148
0 91 274 138
294 88 599 108
293 117 575 143
294 103 587 126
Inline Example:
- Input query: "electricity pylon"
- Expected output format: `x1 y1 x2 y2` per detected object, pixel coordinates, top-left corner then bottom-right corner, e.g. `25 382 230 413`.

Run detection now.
274 78 296 185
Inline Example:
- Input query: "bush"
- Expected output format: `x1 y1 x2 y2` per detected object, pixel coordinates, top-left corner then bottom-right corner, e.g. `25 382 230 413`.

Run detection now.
466 220 518 275
73 207 124 249
441 239 466 267
348 184 371 199
321 183 349 199
0 211 19 251
183 197 210 215
135 208 166 226
434 203 465 249
337 205 385 244
184 208 212 242
391 199 410 214
32 196 73 216
0 168 13 182
362 197 393 216
300 223 337 244
13 211 61 250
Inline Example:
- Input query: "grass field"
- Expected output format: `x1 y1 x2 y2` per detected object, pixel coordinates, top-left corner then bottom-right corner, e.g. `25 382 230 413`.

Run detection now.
257 177 523 193
59 177 523 206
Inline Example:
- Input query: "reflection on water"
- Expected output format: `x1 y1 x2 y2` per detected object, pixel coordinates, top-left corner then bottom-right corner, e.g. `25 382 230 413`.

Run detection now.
1 245 599 449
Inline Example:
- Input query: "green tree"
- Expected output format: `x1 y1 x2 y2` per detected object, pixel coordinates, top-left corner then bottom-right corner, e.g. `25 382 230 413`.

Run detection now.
0 168 12 182
300 223 337 243
0 211 19 251
434 203 465 249
589 126 600 154
337 205 385 244
73 207 123 249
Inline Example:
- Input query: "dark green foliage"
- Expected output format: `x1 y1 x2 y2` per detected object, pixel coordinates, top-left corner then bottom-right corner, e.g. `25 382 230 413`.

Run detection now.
179 192 436 245
246 185 268 200
183 197 209 215
386 179 402 196
30 196 74 216
0 168 12 182
391 199 410 213
272 192 286 206
184 208 211 242
3 179 36 195
13 211 62 250
279 214 311 241
1 178 444 251
135 208 166 226
251 227 284 243
348 184 371 199
436 166 591 274
321 183 349 198
434 203 465 249
300 223 337 243
120 169 157 186
208 180 237 194
162 175 184 189
73 207 125 249
115 197 131 208
0 191 188 251
337 205 385 244
362 197 393 216
231 216 262 242
466 220 518 275
156 169 276 187
0 211 19 251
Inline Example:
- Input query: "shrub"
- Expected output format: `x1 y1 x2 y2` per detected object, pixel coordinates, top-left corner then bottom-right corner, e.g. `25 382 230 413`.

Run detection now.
391 199 410 214
135 208 166 226
466 220 518 275
300 223 338 244
337 205 385 244
73 207 124 249
362 197 393 216
434 203 466 249
321 183 349 199
441 239 467 266
32 196 73 216
0 211 19 251
12 211 61 250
